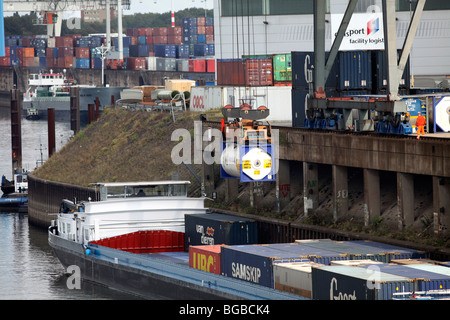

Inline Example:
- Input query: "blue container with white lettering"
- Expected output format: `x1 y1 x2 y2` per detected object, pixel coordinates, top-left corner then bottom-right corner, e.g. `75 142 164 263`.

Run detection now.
221 244 309 288
185 213 257 249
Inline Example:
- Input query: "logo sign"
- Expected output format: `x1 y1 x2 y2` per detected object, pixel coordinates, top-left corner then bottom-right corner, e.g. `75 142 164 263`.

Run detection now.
331 12 384 50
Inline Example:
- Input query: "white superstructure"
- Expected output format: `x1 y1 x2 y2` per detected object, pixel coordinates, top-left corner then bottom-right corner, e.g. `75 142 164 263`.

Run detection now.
53 181 207 245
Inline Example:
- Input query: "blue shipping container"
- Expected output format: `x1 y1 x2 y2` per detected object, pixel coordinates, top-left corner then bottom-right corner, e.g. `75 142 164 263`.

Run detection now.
39 57 47 68
76 58 90 69
183 34 198 44
193 44 208 56
349 240 428 260
360 263 450 292
291 51 338 89
129 44 150 57
177 44 190 58
154 44 177 58
113 36 132 48
197 34 206 44
221 245 310 288
337 51 372 91
92 58 103 69
184 213 258 248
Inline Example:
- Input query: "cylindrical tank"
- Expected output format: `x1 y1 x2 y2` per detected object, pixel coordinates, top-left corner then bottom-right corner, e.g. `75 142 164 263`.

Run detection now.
157 90 180 100
220 144 240 178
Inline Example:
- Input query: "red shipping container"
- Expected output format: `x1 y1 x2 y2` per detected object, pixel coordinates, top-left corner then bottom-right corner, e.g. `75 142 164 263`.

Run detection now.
217 59 246 86
153 36 168 44
0 57 10 66
127 57 146 70
245 58 273 86
46 57 57 68
21 57 39 67
168 26 182 36
144 28 153 36
146 36 153 44
75 47 90 59
197 17 206 26
153 27 168 36
18 47 34 57
205 26 214 35
206 35 214 43
206 59 215 73
189 245 226 275
57 57 74 68
4 47 10 57
91 230 185 253
55 36 74 47
189 59 206 72
168 35 183 45
58 47 74 57
197 26 206 35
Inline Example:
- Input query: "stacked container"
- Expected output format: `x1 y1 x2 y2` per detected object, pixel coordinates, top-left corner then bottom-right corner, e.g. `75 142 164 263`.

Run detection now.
273 262 324 298
189 244 225 274
311 265 416 300
185 213 258 248
220 244 310 288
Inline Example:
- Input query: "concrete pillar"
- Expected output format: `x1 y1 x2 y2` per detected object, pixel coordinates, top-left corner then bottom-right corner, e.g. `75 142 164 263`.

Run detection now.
277 159 292 210
397 172 414 230
363 169 381 226
303 162 318 216
332 165 348 221
432 176 450 234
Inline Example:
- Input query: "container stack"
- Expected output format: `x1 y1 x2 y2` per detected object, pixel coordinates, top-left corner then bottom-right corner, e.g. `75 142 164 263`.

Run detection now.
2 16 215 73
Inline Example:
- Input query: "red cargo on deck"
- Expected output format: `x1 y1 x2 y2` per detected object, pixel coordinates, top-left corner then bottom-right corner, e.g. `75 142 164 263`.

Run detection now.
91 230 185 253
189 244 225 275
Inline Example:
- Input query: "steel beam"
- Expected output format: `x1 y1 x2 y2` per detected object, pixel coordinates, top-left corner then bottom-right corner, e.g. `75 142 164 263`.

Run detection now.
313 0 326 93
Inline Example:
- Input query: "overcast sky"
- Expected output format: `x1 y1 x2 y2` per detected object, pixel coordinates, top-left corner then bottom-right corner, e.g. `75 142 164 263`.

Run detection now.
125 0 213 15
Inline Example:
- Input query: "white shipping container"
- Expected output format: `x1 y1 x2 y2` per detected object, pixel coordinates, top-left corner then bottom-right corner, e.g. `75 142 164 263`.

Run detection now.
47 37 56 48
190 86 292 124
273 262 324 299
146 57 157 71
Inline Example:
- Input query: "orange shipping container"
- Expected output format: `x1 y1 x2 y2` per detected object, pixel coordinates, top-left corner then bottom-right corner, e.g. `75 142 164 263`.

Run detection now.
189 245 226 275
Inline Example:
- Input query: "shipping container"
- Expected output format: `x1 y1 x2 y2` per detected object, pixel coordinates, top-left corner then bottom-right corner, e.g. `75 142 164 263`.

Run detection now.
57 56 74 68
183 34 198 44
330 259 384 266
177 44 190 58
148 251 189 266
57 47 74 58
193 44 209 56
127 57 146 70
297 239 393 262
273 262 324 298
76 58 90 69
154 44 177 58
55 36 73 47
312 265 416 300
348 240 428 260
113 36 132 48
262 243 349 265
129 44 150 57
205 17 214 26
156 58 176 71
75 47 90 59
406 264 450 277
245 58 273 86
291 88 309 127
221 244 310 288
373 50 411 91
291 51 338 89
185 213 258 248
176 59 190 72
168 35 183 45
153 27 168 36
217 59 246 86
359 263 450 292
146 57 157 71
0 57 10 66
336 51 372 91
197 34 206 44
206 59 215 73
189 244 225 274
273 54 292 82
90 230 185 253
189 59 206 73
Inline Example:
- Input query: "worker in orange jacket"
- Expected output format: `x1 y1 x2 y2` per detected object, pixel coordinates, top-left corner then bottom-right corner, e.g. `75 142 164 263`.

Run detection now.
416 112 426 139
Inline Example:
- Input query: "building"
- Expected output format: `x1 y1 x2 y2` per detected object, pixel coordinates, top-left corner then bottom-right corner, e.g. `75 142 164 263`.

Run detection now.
213 0 450 88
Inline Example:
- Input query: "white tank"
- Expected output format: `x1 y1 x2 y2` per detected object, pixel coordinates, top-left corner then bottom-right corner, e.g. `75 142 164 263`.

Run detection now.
220 144 273 181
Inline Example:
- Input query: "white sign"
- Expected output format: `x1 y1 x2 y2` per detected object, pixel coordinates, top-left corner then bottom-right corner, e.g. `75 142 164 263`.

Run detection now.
331 12 385 51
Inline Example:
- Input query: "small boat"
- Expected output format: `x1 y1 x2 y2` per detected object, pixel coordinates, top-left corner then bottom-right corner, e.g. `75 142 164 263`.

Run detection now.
1 172 28 212
26 106 40 120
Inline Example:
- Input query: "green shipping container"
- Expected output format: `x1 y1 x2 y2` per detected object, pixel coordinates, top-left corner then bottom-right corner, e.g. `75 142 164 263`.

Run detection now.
273 54 292 81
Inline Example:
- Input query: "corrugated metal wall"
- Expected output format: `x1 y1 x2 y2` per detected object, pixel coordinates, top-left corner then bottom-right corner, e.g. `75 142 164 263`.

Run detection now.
27 174 98 228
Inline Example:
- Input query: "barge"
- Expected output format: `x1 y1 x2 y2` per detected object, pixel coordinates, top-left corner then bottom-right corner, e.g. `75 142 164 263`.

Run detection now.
48 180 301 300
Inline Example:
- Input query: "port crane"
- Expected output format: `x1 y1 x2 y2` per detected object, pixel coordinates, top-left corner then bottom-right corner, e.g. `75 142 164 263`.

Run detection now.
3 0 130 36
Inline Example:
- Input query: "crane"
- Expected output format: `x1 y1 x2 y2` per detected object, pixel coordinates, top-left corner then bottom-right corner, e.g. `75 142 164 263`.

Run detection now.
3 0 130 36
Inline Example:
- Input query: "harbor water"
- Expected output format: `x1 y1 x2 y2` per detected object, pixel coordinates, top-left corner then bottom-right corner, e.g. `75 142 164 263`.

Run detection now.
0 106 136 299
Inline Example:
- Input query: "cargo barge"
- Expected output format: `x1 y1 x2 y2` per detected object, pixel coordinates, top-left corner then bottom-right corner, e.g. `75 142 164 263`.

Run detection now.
48 180 301 300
